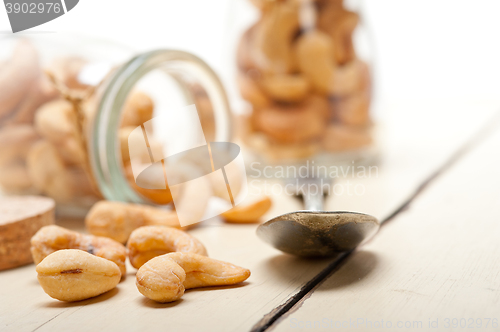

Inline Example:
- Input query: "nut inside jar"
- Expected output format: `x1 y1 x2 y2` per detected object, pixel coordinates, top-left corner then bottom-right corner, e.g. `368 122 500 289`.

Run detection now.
235 0 375 164
0 37 230 217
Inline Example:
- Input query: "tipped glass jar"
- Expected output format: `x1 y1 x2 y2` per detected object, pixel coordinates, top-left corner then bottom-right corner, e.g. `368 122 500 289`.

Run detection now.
228 0 377 167
0 34 231 216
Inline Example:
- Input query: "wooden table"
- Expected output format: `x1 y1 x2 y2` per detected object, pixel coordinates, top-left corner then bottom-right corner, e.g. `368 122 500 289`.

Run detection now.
1 100 500 332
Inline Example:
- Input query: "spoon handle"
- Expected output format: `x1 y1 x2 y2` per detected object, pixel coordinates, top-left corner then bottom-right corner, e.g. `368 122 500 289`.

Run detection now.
300 177 325 211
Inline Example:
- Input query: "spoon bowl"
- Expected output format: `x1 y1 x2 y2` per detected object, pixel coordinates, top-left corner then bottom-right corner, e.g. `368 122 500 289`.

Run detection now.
257 211 379 257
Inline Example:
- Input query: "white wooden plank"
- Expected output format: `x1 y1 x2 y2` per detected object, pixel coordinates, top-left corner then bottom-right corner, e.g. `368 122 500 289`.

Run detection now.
0 101 498 332
272 107 500 332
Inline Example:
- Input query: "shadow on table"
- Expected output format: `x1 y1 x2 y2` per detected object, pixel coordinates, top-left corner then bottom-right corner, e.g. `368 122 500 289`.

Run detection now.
260 250 379 290
40 287 120 308
139 297 184 309
260 253 337 286
137 282 250 308
316 250 379 291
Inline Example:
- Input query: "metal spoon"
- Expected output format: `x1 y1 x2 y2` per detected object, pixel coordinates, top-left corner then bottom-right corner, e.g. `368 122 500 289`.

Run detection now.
256 177 380 257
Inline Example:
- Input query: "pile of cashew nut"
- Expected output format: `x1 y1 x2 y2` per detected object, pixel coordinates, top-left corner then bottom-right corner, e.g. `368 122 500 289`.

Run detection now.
0 40 240 216
237 0 373 161
0 40 273 225
0 40 155 207
31 224 251 303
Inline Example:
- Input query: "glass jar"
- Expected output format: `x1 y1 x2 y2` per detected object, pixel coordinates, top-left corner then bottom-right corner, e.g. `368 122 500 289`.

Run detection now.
227 0 377 169
0 34 232 217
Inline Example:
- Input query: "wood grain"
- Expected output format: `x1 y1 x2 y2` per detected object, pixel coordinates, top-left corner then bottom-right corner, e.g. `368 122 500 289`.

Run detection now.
0 101 497 332
270 111 500 332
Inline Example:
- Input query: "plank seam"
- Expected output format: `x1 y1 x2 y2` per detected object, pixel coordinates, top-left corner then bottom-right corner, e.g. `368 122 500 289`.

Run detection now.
251 108 500 332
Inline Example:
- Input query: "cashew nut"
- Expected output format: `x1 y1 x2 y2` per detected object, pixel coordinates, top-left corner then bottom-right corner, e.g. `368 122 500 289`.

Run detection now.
120 126 164 165
120 91 154 128
26 140 90 202
260 74 311 102
123 163 174 205
252 0 300 74
47 56 89 90
85 201 181 244
127 225 207 269
295 30 337 95
3 75 59 125
237 71 271 109
318 4 359 64
334 80 371 126
221 196 272 223
34 99 85 165
329 59 370 97
0 125 39 167
243 130 321 161
31 225 127 276
36 249 121 302
0 163 33 193
253 95 329 143
322 124 372 151
0 40 40 121
136 252 250 303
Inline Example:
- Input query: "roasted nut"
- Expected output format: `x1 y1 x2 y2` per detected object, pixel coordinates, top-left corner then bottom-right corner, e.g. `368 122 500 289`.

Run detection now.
120 91 154 128
268 141 320 161
322 124 372 151
329 59 370 97
120 127 164 165
0 40 40 121
221 196 272 223
252 0 300 74
47 56 89 90
4 75 59 125
136 252 250 303
238 0 372 157
26 140 71 201
85 201 180 244
34 99 85 165
333 86 371 126
0 125 39 167
260 74 310 102
127 226 207 269
318 3 359 64
31 225 127 276
34 99 74 141
0 163 33 193
123 163 174 205
248 0 270 11
119 126 134 163
244 132 321 161
64 167 97 198
295 30 337 95
26 140 83 202
36 249 120 302
253 95 329 143
237 71 271 109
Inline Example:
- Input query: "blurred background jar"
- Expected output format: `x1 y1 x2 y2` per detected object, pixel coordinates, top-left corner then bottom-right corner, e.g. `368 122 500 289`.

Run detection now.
227 0 377 169
0 34 231 216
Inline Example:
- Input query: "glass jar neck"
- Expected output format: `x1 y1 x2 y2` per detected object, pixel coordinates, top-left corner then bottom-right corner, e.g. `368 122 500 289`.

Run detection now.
89 49 232 204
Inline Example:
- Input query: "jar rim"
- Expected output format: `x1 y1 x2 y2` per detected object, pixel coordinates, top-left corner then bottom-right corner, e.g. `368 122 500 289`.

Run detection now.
89 49 232 204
